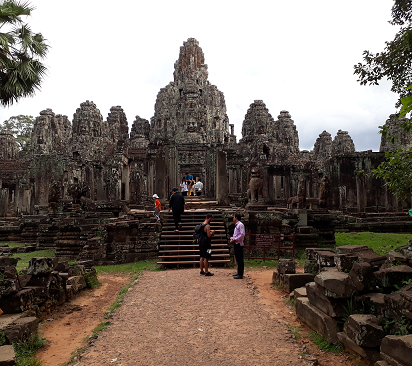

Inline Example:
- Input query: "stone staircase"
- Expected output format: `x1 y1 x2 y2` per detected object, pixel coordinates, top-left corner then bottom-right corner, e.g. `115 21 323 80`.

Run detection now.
157 199 231 268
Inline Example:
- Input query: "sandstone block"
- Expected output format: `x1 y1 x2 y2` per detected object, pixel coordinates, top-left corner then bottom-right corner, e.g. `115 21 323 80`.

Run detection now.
374 361 389 366
356 248 386 268
290 287 307 299
295 297 339 344
337 332 381 363
68 265 85 277
272 272 283 287
306 282 346 318
5 316 38 343
0 257 18 267
0 345 16 366
343 314 384 347
386 251 408 263
54 261 69 272
314 271 357 298
349 261 376 292
315 250 335 267
334 254 358 272
336 245 368 255
66 276 86 292
304 259 319 275
282 273 315 293
380 334 412 366
27 257 58 275
305 248 334 260
361 293 386 318
277 259 296 274
374 265 412 288
2 267 17 280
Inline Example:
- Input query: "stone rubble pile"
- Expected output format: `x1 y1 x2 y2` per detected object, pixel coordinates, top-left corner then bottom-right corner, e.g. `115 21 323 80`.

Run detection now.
282 244 412 365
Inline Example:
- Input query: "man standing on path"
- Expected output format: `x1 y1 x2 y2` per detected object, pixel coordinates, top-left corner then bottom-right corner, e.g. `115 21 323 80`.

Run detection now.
194 179 203 196
230 213 245 279
185 171 195 196
199 214 215 277
168 187 185 232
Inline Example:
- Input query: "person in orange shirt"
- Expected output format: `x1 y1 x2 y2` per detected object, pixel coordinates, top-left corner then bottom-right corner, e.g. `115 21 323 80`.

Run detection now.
153 194 161 223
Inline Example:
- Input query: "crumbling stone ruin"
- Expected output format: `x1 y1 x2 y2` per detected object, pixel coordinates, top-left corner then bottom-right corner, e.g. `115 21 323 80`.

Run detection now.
272 245 412 365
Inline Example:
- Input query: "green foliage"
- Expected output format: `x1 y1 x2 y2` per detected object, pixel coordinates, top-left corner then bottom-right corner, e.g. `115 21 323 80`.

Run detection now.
399 84 412 119
95 259 161 274
335 232 411 255
354 1 412 109
4 242 25 247
0 1 49 106
11 249 55 271
0 115 34 155
13 331 46 366
309 331 343 354
0 331 6 346
84 271 101 289
90 321 110 339
285 324 301 340
371 147 412 200
394 278 412 291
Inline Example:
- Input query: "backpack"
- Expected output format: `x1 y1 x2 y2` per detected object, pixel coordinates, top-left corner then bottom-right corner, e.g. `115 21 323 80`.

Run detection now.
193 224 208 245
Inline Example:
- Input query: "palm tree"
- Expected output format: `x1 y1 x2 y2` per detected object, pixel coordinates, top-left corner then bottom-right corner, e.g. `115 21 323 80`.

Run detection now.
0 0 48 107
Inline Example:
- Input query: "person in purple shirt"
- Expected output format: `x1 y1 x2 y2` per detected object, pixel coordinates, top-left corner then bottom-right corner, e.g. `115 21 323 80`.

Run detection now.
230 213 245 279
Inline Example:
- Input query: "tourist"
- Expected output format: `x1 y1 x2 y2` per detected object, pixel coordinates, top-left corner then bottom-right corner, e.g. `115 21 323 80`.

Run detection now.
230 213 245 279
153 194 161 223
194 179 203 196
168 187 185 232
198 214 215 276
185 171 195 196
180 177 188 196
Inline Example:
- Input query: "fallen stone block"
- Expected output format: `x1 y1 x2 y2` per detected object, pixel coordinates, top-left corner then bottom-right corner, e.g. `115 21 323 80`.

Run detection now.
374 265 412 288
289 286 307 299
315 250 335 267
27 257 58 275
361 293 386 318
2 267 18 280
0 345 16 366
295 297 339 344
349 261 377 292
66 276 86 293
282 273 315 293
277 259 295 274
272 272 284 288
334 254 358 272
356 248 386 269
380 334 412 366
337 332 381 363
305 248 334 260
306 282 346 318
336 245 368 255
5 316 38 343
374 361 389 366
386 251 408 264
68 265 85 277
0 257 18 267
54 261 69 272
343 314 384 348
314 271 357 298
0 313 23 332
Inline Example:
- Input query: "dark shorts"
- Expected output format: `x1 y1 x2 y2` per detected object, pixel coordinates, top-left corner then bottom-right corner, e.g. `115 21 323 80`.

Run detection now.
199 245 211 259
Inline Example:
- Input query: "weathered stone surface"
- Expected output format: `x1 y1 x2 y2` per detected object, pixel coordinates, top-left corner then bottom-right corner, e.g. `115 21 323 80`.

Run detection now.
290 287 307 299
295 297 339 344
380 114 412 152
343 314 384 348
306 282 346 318
337 332 381 363
54 261 69 272
334 254 358 272
386 251 408 263
356 249 386 268
332 130 355 155
66 276 86 292
380 335 412 366
336 245 368 255
27 257 58 275
315 250 335 267
374 361 389 366
0 279 19 296
305 248 334 260
349 261 376 292
277 259 295 274
304 260 319 274
361 293 386 318
0 345 16 366
282 273 315 293
68 265 85 277
0 313 22 332
0 257 18 267
5 317 38 343
374 265 412 288
314 271 357 298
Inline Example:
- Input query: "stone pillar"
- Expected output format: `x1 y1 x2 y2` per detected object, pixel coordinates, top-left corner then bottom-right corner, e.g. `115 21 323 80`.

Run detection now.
96 168 105 200
216 150 229 205
356 175 366 212
122 165 130 200
274 176 282 199
0 188 8 217
155 155 166 199
268 172 274 203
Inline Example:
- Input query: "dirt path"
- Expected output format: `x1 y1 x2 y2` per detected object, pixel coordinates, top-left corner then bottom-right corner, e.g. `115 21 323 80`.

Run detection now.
73 268 351 366
37 274 131 366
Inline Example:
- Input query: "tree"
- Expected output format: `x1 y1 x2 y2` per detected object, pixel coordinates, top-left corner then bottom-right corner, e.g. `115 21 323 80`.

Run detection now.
0 114 34 155
0 1 48 107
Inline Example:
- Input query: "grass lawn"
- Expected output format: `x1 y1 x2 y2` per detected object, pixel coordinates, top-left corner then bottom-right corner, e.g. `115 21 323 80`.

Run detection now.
95 259 161 275
335 232 412 255
1 242 25 247
11 249 56 271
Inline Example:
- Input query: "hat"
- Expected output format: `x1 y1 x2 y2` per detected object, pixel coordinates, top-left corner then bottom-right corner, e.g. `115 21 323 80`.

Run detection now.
172 187 178 192
153 194 159 198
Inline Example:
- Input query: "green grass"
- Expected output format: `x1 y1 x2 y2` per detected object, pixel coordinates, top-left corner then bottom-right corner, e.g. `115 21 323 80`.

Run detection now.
2 242 25 247
285 324 302 340
95 259 161 274
13 332 47 366
309 331 343 354
11 249 56 271
335 232 412 255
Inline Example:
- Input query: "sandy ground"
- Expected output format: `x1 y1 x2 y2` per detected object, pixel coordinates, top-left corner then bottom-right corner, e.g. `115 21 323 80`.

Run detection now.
37 268 370 366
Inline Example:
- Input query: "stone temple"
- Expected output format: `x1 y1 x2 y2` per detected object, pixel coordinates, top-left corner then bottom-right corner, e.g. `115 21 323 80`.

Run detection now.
0 37 410 216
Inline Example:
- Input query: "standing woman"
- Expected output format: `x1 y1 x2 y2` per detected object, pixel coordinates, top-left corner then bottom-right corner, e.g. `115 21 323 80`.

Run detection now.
153 194 161 223
180 177 188 196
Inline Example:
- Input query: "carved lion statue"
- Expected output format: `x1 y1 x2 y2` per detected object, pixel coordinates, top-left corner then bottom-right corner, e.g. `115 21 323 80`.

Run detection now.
247 167 263 202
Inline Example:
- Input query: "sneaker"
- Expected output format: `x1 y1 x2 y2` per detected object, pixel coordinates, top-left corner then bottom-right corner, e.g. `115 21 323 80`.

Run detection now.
200 271 205 275
233 275 243 279
204 272 214 276
232 273 239 277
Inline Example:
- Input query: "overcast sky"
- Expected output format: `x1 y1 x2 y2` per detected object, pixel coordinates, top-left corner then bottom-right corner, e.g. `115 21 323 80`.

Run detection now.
0 0 401 151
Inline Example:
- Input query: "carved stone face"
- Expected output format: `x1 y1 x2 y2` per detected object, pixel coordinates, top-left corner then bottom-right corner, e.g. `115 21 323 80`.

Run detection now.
250 167 261 178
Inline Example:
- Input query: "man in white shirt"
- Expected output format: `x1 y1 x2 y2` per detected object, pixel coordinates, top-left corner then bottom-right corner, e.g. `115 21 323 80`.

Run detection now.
194 179 204 196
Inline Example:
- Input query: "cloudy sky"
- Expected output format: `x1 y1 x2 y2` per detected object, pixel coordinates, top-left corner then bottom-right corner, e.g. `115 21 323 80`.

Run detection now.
0 0 401 151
